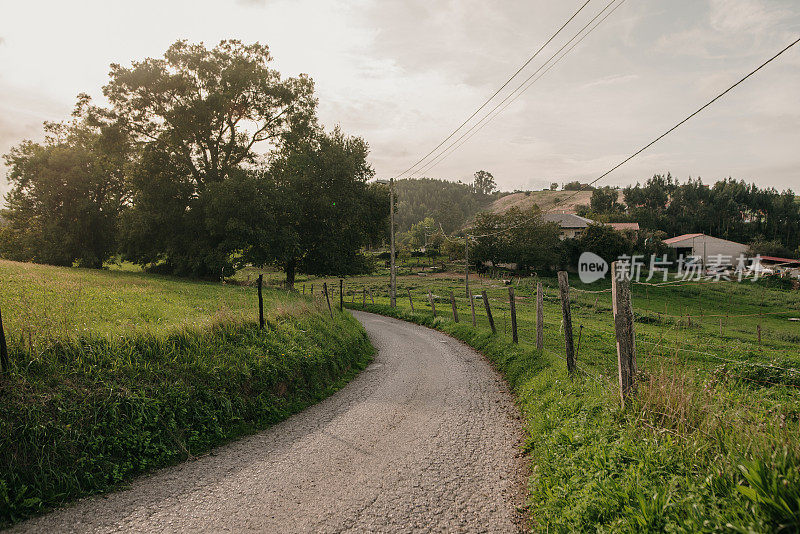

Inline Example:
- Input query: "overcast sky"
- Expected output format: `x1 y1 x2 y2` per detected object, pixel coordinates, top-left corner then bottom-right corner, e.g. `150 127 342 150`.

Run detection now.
1 0 799 201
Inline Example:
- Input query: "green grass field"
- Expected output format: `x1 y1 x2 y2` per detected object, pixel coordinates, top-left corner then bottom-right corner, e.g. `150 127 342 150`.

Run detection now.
0 260 373 525
323 266 800 531
0 259 300 340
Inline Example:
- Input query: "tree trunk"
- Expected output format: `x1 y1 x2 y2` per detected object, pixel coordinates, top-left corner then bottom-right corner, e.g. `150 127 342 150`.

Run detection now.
285 258 296 289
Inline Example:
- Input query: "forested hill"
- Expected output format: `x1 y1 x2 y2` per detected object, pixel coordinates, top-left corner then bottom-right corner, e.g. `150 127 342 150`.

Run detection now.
394 178 494 233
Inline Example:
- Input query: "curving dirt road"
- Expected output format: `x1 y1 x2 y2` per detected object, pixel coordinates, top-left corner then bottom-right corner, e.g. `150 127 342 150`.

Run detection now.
14 311 526 533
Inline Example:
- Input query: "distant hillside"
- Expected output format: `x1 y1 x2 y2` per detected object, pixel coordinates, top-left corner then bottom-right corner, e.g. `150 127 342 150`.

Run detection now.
395 178 493 233
393 181 599 233
490 190 594 214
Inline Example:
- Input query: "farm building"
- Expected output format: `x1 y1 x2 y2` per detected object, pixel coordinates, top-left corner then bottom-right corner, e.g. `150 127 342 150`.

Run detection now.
752 255 800 277
543 213 640 240
663 233 748 265
542 213 593 239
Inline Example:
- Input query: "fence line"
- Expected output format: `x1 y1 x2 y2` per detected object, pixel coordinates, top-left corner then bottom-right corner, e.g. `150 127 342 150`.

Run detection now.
329 273 799 411
636 338 800 375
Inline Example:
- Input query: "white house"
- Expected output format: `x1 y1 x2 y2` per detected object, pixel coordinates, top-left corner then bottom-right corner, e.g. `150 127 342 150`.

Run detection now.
663 233 748 265
542 213 593 240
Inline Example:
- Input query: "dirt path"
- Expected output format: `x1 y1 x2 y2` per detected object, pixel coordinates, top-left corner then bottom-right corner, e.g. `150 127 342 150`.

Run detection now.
14 311 526 533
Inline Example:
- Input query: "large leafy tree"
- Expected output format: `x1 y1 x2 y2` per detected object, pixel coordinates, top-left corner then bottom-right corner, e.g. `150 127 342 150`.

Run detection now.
108 40 318 276
1 115 130 267
565 223 631 266
104 39 317 184
471 206 561 272
402 217 437 249
590 186 623 215
243 128 389 287
473 170 496 195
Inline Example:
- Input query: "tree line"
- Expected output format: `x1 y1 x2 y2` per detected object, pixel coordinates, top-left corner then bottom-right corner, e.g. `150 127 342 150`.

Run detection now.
579 174 800 257
465 206 664 273
0 40 388 284
394 173 496 234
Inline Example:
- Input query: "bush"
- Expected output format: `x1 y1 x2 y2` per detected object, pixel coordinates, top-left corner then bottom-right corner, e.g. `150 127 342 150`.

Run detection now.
0 309 372 525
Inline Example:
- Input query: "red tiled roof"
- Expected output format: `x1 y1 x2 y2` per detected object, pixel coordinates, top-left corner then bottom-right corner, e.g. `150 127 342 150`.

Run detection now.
758 256 800 264
663 233 704 244
608 222 640 231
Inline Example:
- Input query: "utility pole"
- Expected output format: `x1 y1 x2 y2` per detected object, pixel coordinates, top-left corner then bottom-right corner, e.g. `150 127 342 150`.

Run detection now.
465 234 470 298
390 177 396 307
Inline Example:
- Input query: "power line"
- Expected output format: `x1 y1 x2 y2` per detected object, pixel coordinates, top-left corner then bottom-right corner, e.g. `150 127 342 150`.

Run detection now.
467 34 800 239
543 34 800 216
411 0 625 178
392 0 595 180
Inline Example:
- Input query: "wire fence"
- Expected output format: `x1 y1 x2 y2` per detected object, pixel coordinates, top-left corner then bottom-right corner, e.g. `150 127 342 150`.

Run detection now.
302 267 800 418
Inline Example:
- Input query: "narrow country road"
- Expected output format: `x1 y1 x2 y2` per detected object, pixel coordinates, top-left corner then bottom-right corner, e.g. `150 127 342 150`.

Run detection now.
13 311 526 533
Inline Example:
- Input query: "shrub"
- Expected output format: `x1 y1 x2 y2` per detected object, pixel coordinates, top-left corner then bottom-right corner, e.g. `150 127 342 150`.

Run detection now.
0 310 372 525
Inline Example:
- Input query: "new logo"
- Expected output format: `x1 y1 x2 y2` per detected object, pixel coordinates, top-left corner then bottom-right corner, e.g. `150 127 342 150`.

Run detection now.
578 252 608 283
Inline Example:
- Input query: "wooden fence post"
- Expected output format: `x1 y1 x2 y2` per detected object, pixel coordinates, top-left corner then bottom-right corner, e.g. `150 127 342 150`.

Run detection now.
428 290 436 317
362 287 367 308
310 284 314 295
611 261 637 406
257 274 265 329
407 288 414 312
536 282 544 351
323 282 333 318
339 279 344 311
302 284 305 295
450 291 459 323
368 288 374 304
758 291 764 347
509 287 518 343
469 291 477 327
557 271 576 374
482 291 496 334
0 303 9 375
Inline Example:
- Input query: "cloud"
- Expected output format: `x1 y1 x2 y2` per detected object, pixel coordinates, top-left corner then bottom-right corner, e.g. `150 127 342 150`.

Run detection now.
708 0 788 33
0 0 799 197
655 0 795 58
356 0 582 89
581 73 639 89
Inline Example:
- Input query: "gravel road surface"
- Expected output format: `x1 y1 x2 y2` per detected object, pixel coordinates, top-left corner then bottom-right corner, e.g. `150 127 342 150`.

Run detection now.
14 311 526 533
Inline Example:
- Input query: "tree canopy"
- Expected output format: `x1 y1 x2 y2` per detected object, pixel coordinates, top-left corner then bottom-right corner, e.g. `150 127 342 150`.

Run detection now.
253 128 389 286
470 206 561 271
2 40 388 282
619 175 800 252
394 177 492 234
102 40 317 185
1 115 130 267
473 170 496 195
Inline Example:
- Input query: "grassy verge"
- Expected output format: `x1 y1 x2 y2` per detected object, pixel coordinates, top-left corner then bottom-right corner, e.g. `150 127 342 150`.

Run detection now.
351 301 800 532
0 261 373 525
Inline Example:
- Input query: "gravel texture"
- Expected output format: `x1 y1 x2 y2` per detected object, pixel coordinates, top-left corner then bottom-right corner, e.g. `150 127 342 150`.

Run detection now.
13 311 526 533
